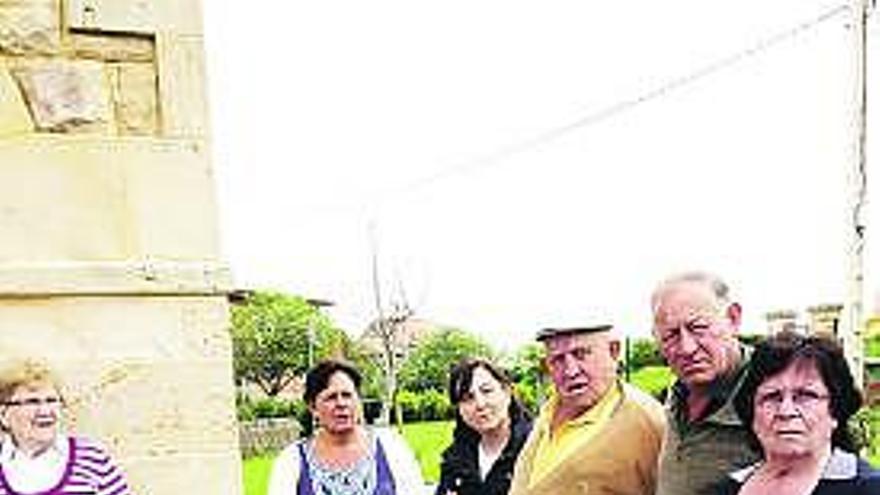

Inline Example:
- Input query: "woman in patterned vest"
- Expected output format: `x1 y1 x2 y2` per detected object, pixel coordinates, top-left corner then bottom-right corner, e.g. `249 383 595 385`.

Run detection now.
268 359 424 495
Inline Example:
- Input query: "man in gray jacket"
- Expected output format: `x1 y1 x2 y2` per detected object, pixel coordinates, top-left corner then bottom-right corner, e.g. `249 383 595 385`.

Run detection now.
651 271 759 495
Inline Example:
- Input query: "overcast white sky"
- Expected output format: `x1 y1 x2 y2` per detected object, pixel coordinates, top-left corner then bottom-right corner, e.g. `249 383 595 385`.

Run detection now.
202 1 879 349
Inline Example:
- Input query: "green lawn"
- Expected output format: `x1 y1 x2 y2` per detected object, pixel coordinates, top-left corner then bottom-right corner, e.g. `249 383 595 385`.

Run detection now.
400 420 454 483
628 365 675 399
243 454 274 495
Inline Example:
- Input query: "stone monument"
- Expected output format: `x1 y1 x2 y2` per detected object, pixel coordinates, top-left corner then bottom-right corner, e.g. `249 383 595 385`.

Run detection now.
0 0 241 493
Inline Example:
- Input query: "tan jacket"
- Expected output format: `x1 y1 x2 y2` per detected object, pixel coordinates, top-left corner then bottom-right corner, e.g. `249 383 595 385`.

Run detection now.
508 383 665 495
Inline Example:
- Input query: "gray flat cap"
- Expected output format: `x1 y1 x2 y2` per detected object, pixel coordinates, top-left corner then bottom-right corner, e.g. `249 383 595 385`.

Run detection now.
535 323 613 341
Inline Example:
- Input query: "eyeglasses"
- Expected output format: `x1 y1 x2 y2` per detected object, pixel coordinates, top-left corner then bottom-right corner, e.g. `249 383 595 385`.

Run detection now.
3 397 63 408
755 388 829 413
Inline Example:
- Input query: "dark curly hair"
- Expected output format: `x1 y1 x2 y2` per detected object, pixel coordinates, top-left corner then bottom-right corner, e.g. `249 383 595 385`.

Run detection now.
304 359 362 406
448 357 529 442
733 331 863 454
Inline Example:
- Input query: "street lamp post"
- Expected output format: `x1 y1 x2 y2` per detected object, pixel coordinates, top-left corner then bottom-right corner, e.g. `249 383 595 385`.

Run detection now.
844 0 870 389
306 298 335 369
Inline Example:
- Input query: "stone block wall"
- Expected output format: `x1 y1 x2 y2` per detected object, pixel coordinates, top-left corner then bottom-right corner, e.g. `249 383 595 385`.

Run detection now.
240 418 302 458
0 1 241 494
1 1 160 136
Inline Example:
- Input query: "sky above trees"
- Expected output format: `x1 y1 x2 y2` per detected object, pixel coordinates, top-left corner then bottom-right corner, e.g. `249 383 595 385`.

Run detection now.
204 1 880 349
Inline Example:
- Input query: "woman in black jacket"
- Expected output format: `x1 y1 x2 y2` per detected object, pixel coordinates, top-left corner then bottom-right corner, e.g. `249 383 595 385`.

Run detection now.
435 357 533 495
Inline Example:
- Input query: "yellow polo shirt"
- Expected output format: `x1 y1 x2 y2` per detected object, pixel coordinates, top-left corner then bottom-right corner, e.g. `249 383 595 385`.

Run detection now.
528 382 622 487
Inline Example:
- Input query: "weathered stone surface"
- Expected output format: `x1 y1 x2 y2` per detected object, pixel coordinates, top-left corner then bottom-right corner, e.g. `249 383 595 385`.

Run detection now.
70 32 155 63
110 62 158 135
0 260 232 296
157 34 208 137
0 137 220 261
68 0 156 33
12 59 113 133
0 61 32 135
67 0 203 36
0 0 61 55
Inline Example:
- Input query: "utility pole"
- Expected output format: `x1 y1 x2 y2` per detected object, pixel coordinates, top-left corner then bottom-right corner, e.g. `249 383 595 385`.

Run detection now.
306 298 335 369
843 0 871 389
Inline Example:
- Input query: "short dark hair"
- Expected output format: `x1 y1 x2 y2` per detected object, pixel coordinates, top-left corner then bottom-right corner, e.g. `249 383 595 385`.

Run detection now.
734 331 863 454
448 357 513 405
447 357 530 442
304 359 362 406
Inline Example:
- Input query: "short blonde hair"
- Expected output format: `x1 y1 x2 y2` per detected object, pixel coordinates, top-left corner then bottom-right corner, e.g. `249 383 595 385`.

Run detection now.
0 359 63 405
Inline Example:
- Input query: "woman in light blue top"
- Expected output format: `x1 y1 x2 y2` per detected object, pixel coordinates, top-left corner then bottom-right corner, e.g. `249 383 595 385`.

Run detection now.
268 359 423 495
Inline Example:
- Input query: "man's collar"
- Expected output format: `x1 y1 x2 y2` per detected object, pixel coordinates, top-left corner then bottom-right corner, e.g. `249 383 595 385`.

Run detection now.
670 344 751 425
539 380 623 431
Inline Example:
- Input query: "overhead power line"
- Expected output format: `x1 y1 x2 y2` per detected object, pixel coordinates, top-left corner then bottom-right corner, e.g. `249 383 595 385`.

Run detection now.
376 3 850 201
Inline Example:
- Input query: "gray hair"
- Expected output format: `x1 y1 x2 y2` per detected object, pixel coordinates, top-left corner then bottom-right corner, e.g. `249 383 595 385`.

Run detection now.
651 271 733 312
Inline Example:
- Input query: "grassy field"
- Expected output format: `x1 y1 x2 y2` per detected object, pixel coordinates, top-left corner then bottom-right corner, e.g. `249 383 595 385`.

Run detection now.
629 365 675 399
400 420 454 482
243 454 274 495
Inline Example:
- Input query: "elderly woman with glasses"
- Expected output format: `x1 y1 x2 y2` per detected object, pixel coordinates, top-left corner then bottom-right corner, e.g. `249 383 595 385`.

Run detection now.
0 359 131 495
711 331 880 495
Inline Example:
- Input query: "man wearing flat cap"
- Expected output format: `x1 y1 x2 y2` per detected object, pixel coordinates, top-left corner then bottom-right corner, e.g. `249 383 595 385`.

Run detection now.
508 324 665 495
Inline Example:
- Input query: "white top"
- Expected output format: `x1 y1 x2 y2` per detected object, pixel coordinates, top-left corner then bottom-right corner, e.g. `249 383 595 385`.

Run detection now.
267 426 425 495
477 442 501 481
0 434 68 493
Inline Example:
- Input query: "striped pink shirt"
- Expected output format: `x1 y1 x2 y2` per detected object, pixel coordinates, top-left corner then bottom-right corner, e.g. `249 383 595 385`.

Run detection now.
0 437 131 495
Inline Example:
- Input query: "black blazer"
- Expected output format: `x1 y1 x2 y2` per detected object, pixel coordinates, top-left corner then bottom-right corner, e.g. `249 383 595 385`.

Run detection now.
435 409 532 495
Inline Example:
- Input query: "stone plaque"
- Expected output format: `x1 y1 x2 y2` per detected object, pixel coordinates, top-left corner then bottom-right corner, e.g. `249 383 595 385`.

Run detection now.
67 0 156 34
12 59 113 132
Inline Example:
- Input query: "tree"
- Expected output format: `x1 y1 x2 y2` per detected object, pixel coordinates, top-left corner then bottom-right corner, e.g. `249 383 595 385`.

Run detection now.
508 343 545 384
365 303 413 425
624 337 665 372
338 338 384 401
230 290 345 397
398 327 494 392
507 342 548 414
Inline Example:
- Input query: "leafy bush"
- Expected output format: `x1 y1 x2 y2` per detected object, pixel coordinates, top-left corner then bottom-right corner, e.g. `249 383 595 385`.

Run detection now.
866 334 880 358
624 338 665 371
397 390 420 421
851 406 880 459
397 389 453 421
513 379 551 415
237 395 307 422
